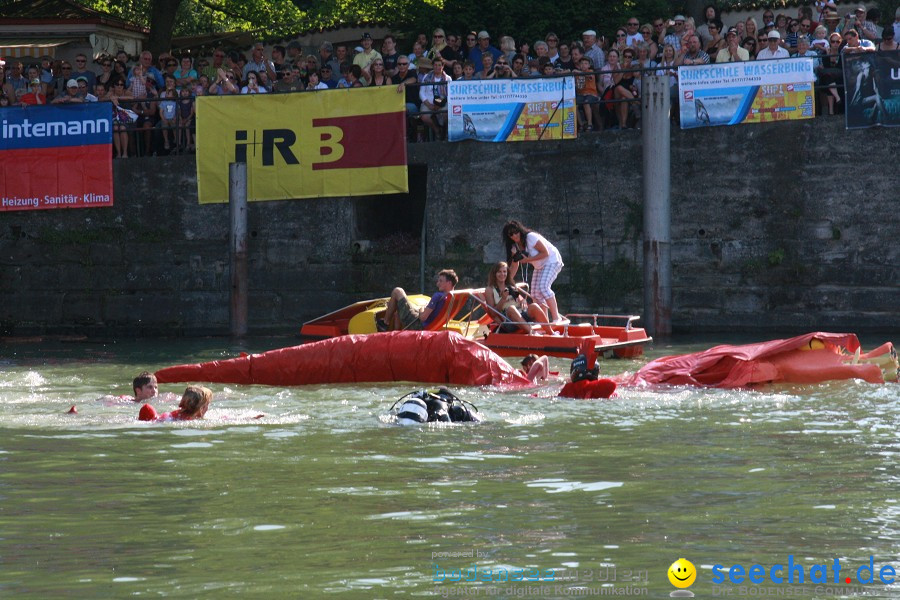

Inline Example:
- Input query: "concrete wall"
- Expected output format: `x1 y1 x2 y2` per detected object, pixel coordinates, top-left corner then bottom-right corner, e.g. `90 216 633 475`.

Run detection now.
1 117 897 336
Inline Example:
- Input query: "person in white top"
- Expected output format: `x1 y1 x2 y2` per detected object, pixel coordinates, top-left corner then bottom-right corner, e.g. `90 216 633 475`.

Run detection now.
624 17 643 46
503 220 567 324
757 31 790 59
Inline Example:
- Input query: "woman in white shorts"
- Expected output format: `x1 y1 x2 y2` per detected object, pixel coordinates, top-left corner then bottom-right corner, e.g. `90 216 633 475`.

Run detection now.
502 220 566 324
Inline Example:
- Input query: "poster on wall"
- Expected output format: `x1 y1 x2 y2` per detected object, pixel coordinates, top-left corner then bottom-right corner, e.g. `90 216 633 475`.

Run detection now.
842 50 900 129
678 58 816 129
195 87 408 203
0 103 113 211
447 78 577 142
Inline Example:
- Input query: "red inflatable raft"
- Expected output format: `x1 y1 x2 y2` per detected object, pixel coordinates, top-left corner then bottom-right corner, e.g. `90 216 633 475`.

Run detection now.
155 330 531 387
623 332 897 388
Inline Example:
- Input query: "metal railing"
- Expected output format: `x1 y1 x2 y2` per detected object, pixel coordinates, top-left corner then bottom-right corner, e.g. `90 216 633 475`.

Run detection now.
11 53 849 158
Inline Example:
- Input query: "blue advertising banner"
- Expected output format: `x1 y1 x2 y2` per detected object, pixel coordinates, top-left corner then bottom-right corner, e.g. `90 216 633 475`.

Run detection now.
678 58 816 129
447 78 577 142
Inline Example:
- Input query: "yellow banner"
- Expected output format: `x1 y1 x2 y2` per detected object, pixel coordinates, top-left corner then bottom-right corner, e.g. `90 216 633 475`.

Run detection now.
196 87 408 203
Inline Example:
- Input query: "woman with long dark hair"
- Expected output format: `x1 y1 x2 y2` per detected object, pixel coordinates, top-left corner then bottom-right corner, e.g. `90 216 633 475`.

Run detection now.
484 261 553 334
502 220 566 324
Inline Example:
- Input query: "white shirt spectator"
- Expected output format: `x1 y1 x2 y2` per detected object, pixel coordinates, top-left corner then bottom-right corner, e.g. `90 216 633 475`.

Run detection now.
419 70 451 105
757 46 790 59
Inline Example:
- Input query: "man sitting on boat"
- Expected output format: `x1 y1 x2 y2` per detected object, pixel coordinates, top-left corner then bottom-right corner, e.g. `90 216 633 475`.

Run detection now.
379 269 458 331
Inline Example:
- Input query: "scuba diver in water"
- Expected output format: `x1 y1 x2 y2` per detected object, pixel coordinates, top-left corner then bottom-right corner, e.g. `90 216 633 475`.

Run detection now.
392 388 482 424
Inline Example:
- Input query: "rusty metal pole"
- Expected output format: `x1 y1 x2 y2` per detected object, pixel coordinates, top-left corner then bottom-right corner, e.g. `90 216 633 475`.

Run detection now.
229 162 248 338
641 76 672 338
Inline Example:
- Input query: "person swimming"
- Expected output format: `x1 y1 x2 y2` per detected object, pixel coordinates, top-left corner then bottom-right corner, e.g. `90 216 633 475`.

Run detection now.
138 385 213 422
132 371 159 402
520 354 550 383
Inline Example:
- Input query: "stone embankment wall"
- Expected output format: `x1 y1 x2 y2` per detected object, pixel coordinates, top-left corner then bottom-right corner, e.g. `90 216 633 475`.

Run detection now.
1 118 897 336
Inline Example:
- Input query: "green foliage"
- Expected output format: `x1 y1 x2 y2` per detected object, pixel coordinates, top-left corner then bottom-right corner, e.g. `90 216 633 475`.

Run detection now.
77 0 307 37
75 0 674 46
767 248 785 267
407 0 674 47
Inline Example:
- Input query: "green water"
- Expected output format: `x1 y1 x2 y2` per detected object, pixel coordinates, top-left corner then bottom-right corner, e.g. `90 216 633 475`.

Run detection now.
1 336 898 599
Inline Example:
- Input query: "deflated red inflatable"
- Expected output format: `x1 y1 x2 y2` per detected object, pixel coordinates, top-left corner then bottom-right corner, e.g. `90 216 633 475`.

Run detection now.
155 330 531 387
559 378 618 399
623 332 897 388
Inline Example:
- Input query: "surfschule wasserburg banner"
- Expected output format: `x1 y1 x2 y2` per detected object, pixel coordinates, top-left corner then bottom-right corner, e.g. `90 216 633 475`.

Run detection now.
196 87 408 203
678 57 816 129
843 50 900 129
0 103 113 211
447 77 577 142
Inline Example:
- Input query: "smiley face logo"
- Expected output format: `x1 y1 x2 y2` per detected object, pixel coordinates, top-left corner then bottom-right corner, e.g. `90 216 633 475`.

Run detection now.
668 558 697 588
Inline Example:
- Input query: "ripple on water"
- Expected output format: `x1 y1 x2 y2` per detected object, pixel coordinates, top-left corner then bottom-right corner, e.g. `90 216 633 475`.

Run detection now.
170 442 215 448
526 479 624 494
0 371 48 389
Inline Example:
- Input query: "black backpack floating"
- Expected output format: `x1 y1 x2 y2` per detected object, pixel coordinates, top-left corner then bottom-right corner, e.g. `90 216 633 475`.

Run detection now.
392 388 482 424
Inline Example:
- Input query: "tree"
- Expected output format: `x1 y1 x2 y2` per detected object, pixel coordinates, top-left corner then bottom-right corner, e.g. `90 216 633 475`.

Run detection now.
147 0 185 56
76 0 681 54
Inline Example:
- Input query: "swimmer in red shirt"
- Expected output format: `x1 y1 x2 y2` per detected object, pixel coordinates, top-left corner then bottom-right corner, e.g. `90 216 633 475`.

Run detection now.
139 385 212 422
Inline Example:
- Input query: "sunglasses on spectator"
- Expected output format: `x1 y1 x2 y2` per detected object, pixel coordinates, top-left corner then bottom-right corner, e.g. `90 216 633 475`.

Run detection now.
433 34 444 38
627 21 639 26
467 37 475 42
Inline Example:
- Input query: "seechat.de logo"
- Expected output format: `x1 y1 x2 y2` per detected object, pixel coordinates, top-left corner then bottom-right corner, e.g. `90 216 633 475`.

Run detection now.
668 558 697 597
712 555 897 585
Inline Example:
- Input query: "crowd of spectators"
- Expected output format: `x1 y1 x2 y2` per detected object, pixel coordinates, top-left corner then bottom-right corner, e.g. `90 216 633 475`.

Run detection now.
2 3 897 151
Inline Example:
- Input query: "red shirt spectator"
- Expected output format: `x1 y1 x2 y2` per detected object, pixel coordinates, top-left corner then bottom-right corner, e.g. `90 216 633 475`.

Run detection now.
21 79 47 105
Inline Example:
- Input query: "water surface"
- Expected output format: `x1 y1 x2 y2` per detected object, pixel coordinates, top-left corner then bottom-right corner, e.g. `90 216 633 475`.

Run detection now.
1 335 898 598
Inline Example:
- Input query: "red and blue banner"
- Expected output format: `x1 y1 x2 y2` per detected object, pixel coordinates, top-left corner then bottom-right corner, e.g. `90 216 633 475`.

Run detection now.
0 103 113 211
